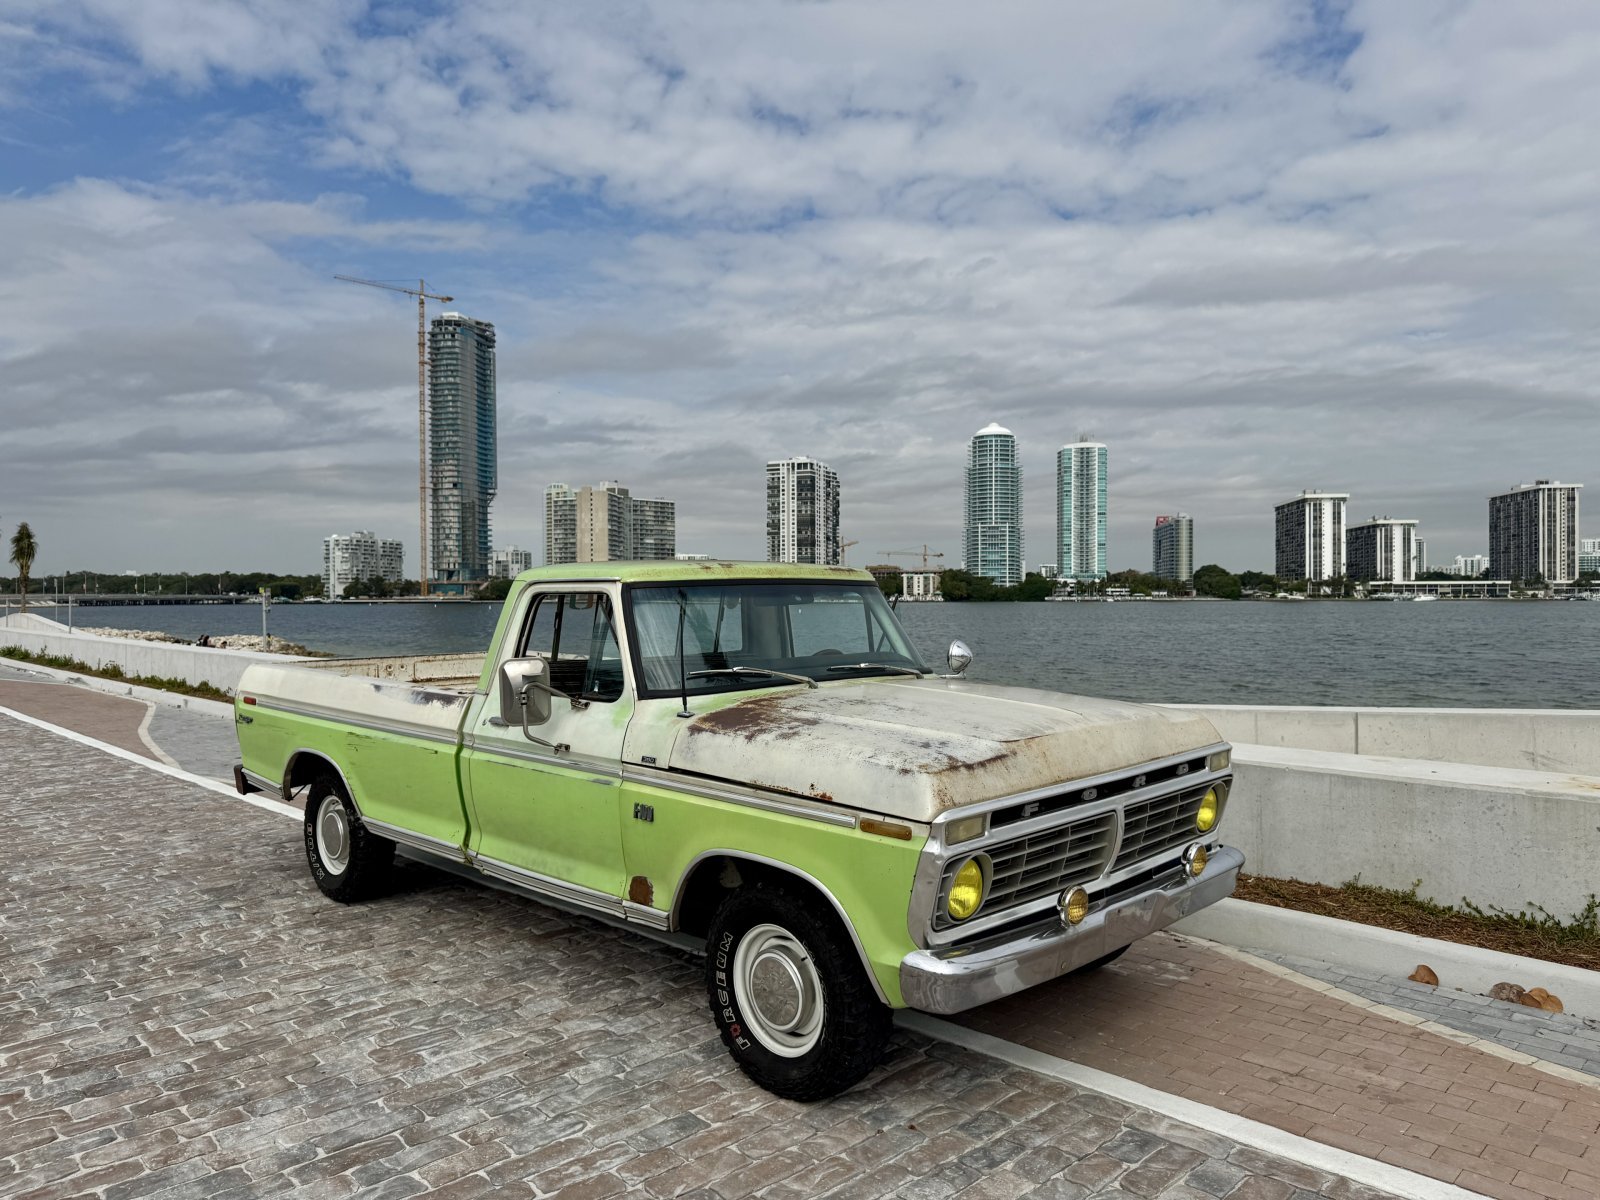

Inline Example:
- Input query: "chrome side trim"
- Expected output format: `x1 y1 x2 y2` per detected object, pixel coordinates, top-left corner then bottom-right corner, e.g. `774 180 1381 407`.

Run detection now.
472 854 627 920
361 817 464 859
242 769 283 800
622 900 672 930
623 764 858 829
667 849 891 1004
463 733 625 779
255 698 464 748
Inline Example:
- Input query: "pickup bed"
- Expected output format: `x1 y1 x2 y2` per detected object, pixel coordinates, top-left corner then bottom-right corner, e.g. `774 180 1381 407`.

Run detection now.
235 561 1241 1100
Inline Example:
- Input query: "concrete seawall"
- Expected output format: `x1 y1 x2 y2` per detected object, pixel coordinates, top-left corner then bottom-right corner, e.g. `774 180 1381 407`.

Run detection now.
0 614 307 693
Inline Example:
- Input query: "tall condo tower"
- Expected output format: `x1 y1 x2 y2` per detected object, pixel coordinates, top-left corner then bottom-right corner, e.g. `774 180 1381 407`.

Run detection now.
1275 490 1349 583
428 313 497 588
964 423 1023 586
766 457 841 565
545 480 675 564
1151 514 1194 584
1057 440 1108 582
1489 480 1582 583
1346 517 1418 584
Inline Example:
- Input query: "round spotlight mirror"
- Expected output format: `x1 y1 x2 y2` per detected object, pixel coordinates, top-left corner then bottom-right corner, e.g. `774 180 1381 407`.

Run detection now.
947 639 973 675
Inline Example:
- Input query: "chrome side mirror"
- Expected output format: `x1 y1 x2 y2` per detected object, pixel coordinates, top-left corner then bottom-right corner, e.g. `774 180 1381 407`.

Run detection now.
947 639 973 675
499 657 553 726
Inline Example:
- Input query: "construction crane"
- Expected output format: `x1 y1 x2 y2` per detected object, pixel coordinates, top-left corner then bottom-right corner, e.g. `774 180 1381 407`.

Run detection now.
880 545 946 571
839 539 859 565
336 276 454 597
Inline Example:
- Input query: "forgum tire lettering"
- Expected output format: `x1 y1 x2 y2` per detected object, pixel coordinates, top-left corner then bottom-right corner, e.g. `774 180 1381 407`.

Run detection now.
705 879 892 1101
303 772 394 903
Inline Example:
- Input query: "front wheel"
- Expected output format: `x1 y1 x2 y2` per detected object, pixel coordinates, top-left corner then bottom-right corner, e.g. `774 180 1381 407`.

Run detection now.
706 881 891 1101
304 773 393 903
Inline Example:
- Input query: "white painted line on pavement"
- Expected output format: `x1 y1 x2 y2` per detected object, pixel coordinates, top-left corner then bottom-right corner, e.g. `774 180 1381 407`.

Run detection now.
0 705 300 824
900 1011 1488 1200
135 699 182 769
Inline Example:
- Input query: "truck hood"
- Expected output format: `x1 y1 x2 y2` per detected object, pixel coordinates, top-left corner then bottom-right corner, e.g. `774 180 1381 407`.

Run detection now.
666 678 1222 823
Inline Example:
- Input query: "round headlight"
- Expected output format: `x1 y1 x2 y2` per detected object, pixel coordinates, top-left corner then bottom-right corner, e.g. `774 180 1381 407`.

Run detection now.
1059 886 1090 926
1183 844 1209 877
946 858 985 921
1196 788 1219 832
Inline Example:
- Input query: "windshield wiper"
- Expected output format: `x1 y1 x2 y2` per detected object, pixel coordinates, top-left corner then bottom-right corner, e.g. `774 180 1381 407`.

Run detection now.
825 663 926 677
688 666 819 690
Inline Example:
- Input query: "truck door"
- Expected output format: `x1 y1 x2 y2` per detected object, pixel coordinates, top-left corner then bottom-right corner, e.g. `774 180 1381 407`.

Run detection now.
464 590 631 902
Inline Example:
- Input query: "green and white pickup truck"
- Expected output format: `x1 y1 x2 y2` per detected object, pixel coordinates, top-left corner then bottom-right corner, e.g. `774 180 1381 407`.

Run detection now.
233 561 1241 1100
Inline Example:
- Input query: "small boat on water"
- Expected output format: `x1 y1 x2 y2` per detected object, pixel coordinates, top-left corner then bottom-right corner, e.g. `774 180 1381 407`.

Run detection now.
1412 594 1439 602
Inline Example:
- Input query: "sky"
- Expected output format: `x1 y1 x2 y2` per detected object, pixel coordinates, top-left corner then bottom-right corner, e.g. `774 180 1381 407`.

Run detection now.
2 0 1598 577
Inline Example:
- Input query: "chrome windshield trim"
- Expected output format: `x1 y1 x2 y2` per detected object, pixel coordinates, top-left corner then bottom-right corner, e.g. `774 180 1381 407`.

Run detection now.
255 698 464 747
621 763 859 829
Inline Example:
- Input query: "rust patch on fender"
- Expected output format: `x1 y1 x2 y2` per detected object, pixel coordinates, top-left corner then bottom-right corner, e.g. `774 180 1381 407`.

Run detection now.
628 876 653 906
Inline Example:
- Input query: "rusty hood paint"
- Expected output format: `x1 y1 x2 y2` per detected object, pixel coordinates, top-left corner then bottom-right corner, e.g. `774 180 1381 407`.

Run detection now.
666 678 1223 821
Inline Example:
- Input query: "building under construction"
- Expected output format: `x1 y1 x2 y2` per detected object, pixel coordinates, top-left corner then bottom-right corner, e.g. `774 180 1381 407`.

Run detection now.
428 313 498 590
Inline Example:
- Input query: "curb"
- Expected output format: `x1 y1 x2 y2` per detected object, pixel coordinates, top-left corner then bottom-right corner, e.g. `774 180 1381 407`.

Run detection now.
0 655 236 719
1174 896 1600 1020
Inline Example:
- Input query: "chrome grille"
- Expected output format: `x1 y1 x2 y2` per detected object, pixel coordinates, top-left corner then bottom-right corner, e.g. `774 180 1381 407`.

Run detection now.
935 811 1115 930
1114 786 1207 871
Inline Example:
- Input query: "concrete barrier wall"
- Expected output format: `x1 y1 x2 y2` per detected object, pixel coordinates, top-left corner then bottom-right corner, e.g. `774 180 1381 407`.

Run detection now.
1166 703 1600 777
0 616 304 693
1226 744 1600 916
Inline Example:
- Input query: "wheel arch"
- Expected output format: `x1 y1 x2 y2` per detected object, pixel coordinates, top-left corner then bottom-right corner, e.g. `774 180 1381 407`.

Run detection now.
670 849 889 1005
283 749 360 814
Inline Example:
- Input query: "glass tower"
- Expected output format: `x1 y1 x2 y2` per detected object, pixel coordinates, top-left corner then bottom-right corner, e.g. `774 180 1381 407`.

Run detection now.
1057 442 1108 582
428 313 497 587
964 423 1023 586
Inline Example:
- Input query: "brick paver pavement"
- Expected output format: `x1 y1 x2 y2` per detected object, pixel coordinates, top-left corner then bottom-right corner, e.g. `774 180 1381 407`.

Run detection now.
0 714 1398 1200
958 933 1600 1200
0 667 155 759
1253 952 1600 1081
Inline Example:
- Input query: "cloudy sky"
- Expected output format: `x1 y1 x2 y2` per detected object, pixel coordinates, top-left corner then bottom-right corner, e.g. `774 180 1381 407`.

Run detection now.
3 1 1597 577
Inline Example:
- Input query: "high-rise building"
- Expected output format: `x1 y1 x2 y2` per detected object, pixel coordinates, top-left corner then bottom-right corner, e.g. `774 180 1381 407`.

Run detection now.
429 313 497 588
1580 539 1600 577
544 480 676 564
1452 553 1490 577
1346 517 1418 584
489 546 533 579
964 423 1023 586
323 531 403 598
1057 441 1108 582
1275 491 1349 583
766 457 841 565
1489 480 1582 583
1151 513 1194 585
544 484 576 565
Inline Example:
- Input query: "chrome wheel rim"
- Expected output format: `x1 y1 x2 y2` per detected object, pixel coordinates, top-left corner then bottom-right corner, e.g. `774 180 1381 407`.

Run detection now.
733 923 825 1058
315 795 350 875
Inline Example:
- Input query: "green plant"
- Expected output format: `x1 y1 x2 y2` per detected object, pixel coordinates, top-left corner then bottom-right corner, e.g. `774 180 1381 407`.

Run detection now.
0 645 231 702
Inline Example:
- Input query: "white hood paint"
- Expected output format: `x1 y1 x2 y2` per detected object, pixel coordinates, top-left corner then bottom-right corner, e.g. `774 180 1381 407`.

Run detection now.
666 678 1223 823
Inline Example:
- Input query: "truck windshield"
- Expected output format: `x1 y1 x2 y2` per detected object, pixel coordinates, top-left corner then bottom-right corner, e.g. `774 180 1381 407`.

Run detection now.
627 582 928 697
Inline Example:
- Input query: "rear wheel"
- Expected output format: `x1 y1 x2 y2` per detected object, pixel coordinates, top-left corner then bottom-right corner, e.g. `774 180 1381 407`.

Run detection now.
304 773 393 902
706 880 891 1101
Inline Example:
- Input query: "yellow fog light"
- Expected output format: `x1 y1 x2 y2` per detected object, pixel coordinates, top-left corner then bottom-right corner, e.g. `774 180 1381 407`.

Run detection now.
1208 749 1231 773
1183 844 1208 877
1196 788 1219 833
946 858 986 921
1059 886 1090 927
945 814 986 845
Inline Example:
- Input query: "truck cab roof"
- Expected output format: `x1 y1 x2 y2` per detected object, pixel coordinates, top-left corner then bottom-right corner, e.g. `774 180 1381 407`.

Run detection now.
511 561 875 585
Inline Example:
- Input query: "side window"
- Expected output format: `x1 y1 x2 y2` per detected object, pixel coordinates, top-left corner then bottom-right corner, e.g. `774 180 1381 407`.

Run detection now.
516 592 624 703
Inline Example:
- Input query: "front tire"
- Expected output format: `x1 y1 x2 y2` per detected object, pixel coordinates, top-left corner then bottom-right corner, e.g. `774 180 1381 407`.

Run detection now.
304 773 393 903
706 880 891 1101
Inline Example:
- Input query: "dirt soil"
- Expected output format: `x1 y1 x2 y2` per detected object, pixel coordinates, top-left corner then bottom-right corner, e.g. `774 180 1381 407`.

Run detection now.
1234 873 1600 972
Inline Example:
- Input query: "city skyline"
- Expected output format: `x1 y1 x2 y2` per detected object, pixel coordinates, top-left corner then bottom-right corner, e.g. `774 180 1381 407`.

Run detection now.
6 7 1600 577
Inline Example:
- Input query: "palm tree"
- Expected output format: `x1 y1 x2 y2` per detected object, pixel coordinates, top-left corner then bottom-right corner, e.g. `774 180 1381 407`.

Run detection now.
10 522 36 614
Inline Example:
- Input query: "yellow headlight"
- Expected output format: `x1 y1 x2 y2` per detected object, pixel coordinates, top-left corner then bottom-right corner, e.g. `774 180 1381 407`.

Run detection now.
1061 886 1090 926
947 858 985 921
1188 845 1209 877
1196 788 1219 832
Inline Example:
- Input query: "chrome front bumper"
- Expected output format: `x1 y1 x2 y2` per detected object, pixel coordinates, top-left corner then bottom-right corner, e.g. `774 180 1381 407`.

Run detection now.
899 844 1244 1014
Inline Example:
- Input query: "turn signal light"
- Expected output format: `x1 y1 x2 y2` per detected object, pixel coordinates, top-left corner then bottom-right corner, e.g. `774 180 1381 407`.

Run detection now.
1059 886 1090 926
1183 844 1209 877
